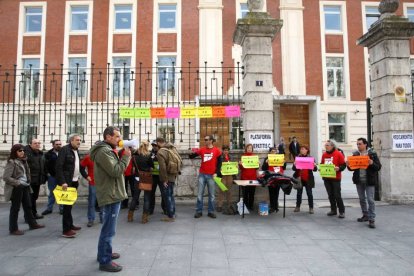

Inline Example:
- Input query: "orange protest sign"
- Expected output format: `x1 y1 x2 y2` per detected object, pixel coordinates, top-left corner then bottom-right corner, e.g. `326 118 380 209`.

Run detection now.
151 107 166 118
212 106 226 118
347 155 370 170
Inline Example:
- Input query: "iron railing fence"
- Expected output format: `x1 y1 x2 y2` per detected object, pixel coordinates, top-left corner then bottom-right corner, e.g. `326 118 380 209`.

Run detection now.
0 62 244 150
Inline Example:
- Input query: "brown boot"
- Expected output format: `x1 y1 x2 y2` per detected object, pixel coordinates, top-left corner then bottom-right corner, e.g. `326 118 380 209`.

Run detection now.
127 211 134 222
141 212 149 224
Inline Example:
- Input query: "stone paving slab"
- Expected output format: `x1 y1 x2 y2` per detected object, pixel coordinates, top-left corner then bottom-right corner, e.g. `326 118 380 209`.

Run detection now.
0 200 414 276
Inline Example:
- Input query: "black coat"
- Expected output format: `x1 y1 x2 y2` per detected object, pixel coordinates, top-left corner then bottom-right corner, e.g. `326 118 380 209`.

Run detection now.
348 149 381 186
292 155 317 188
44 149 59 177
289 141 300 157
24 145 46 185
55 144 86 185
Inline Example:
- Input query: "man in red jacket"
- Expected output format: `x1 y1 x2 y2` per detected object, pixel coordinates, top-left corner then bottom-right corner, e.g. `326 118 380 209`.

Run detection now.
190 135 222 219
321 139 346 218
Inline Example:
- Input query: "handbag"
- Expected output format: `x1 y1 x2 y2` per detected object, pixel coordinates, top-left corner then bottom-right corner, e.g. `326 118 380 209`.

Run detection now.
137 171 153 191
292 176 302 190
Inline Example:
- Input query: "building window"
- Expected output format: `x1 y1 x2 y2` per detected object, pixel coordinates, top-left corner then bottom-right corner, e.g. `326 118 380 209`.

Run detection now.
326 57 345 98
157 119 175 143
21 59 40 100
240 3 248 18
324 6 341 32
407 7 414 22
113 57 131 98
157 56 176 96
159 4 176 29
328 113 346 143
68 58 88 98
66 114 86 135
112 114 130 140
114 5 132 30
25 7 42 32
71 6 89 31
19 114 38 145
365 6 380 30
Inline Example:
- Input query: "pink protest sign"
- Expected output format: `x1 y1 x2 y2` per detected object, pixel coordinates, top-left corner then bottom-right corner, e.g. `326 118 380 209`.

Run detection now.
225 106 241 118
165 107 180 118
295 157 315 170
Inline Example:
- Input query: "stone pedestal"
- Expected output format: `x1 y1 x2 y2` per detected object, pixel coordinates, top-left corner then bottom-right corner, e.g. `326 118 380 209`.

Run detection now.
233 12 283 149
358 16 414 203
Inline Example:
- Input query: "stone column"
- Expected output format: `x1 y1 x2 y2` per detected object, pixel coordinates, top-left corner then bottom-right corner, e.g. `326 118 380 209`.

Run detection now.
358 2 414 203
233 3 283 150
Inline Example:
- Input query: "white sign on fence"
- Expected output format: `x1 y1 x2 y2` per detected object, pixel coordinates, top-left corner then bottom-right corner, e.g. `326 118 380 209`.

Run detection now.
392 133 414 150
248 133 273 151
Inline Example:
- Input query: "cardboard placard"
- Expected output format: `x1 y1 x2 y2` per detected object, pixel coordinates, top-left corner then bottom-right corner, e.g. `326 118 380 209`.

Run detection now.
53 186 78 205
180 107 196 118
150 107 166 118
165 107 180 118
319 164 336 178
221 162 239 175
241 155 260 169
212 106 226 118
268 154 284 167
295 157 315 170
347 155 369 170
197 107 213 118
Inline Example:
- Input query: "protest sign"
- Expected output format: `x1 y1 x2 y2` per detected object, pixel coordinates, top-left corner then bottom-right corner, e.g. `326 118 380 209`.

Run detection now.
295 157 315 170
319 164 336 178
347 155 369 170
53 186 78 205
268 154 284 167
221 162 239 175
241 155 260 168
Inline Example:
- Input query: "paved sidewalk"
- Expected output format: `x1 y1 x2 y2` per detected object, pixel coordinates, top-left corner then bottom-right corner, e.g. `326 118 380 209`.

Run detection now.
1 199 414 276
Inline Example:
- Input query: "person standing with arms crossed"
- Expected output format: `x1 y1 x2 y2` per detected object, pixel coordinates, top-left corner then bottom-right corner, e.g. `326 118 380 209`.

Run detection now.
90 127 131 273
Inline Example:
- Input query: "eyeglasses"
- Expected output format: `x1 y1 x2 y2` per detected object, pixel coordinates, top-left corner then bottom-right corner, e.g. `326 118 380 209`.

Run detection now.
325 144 332 147
204 139 210 141
17 149 24 152
55 144 62 146
356 143 364 145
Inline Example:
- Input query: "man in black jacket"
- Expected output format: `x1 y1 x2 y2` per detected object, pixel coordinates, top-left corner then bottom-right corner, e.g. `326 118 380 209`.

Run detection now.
56 134 86 238
42 140 63 215
289 137 300 160
347 137 381 229
24 139 46 219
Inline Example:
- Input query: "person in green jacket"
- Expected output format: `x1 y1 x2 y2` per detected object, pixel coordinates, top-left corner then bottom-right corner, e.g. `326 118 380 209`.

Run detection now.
90 126 131 273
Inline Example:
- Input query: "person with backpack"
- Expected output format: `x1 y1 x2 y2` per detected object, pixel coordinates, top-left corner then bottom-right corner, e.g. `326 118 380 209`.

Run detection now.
156 137 182 222
190 135 222 219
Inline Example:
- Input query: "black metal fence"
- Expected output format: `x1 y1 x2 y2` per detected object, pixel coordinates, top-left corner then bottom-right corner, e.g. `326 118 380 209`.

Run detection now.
0 62 244 150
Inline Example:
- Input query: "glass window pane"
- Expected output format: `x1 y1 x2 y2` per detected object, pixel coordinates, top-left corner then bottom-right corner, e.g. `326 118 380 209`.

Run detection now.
408 8 414 22
240 3 248 18
324 6 341 31
71 6 88 31
159 5 176 29
68 58 87 98
328 113 345 124
113 57 131 98
115 5 132 30
26 7 42 32
157 56 176 96
21 59 40 99
365 6 380 29
326 57 344 98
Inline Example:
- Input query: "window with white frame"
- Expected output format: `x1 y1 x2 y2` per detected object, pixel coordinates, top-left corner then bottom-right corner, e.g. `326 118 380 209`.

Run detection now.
25 7 43 32
157 56 176 96
114 5 132 30
407 7 414 22
328 113 346 143
112 114 130 140
112 57 131 98
324 6 341 32
66 114 86 135
365 6 380 30
159 4 176 29
21 59 40 100
326 57 345 98
19 114 38 145
68 57 88 98
157 119 175 143
240 3 248 18
71 6 89 31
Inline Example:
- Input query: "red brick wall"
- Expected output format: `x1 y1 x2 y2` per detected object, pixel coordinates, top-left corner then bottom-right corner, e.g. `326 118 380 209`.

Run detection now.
0 0 19 70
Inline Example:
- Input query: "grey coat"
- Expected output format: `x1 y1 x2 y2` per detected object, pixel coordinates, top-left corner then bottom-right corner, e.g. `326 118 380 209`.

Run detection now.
2 159 32 201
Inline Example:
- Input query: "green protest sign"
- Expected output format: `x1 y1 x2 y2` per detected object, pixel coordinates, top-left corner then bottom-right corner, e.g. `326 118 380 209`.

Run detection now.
214 177 228 192
319 164 336 178
241 155 259 169
221 162 239 175
134 108 151 118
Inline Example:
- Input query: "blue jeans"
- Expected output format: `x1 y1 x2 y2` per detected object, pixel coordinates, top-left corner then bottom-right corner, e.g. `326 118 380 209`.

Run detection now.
88 186 102 222
46 176 62 212
161 182 175 218
356 183 376 221
196 173 215 213
97 202 121 265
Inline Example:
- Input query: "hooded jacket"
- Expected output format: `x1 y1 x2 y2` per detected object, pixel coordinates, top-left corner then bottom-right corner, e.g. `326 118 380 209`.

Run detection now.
90 141 130 207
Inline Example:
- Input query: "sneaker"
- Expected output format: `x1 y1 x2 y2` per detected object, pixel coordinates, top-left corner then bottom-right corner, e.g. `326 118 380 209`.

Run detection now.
99 262 122 273
34 214 44 219
327 211 337 216
338 213 345 219
216 207 223 212
161 217 175 222
309 208 314 214
357 215 369 222
87 221 93 227
29 224 45 230
194 212 202 218
208 213 217 219
294 207 300 212
71 225 82 231
368 220 376 229
62 230 77 238
41 209 52 216
10 230 24 235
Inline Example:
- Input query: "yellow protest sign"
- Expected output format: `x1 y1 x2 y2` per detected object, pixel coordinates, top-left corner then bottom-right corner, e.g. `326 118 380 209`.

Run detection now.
197 107 213 118
221 162 239 175
347 155 369 170
119 107 135 119
241 155 260 169
214 177 228 192
268 154 284 167
319 164 336 178
181 107 196 118
53 186 78 205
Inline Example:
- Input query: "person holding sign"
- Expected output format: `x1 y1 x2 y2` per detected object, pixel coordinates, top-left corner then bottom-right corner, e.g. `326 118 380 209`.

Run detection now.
3 144 45 235
56 134 85 238
216 145 234 212
321 140 346 218
292 146 317 214
346 138 381 229
190 135 222 219
239 144 259 211
261 147 287 213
